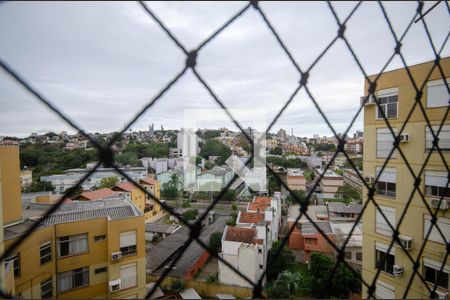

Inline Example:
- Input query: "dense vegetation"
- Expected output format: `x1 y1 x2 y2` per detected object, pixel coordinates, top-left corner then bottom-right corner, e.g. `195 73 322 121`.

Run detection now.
264 248 361 299
266 156 307 169
199 139 232 165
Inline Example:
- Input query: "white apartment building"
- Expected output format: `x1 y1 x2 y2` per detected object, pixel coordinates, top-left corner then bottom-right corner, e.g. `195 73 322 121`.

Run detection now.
41 167 148 192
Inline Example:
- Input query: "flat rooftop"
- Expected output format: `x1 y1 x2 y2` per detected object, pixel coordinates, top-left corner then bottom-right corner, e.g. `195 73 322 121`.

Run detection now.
287 168 304 176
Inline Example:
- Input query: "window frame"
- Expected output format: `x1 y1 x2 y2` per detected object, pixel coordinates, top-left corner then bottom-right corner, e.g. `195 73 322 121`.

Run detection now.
120 231 137 257
426 78 450 109
58 267 89 293
94 235 106 242
40 278 53 299
425 125 450 152
5 254 20 278
58 233 88 258
376 248 395 275
40 241 52 265
376 95 399 120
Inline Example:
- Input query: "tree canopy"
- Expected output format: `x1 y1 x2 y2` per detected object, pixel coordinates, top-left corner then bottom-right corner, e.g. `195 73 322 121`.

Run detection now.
199 139 231 165
266 241 296 281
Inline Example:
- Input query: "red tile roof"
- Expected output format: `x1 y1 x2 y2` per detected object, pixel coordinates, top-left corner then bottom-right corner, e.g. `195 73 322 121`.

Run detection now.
225 227 261 244
238 212 265 224
140 176 158 185
248 196 271 211
78 188 114 201
113 182 138 192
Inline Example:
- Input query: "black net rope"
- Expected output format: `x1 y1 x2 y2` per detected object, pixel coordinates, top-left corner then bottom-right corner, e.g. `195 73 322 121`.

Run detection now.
0 1 448 299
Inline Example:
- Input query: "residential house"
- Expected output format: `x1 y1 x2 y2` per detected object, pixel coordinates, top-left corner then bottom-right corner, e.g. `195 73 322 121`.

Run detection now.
314 169 344 199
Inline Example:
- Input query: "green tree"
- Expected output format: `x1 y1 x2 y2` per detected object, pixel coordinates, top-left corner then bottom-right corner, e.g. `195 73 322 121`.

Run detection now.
203 130 221 139
200 139 231 165
270 146 283 155
268 173 281 195
168 174 181 189
209 232 223 254
29 180 54 192
335 184 361 203
286 189 306 206
97 177 119 189
115 152 141 167
161 184 178 199
309 252 360 298
182 209 198 221
267 241 296 281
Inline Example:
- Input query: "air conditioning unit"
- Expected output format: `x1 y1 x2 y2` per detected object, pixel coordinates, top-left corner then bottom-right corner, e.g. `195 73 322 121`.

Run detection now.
399 133 411 143
396 235 413 250
360 95 376 106
432 290 449 300
109 279 121 292
430 198 449 210
393 265 404 277
364 175 374 184
111 251 122 261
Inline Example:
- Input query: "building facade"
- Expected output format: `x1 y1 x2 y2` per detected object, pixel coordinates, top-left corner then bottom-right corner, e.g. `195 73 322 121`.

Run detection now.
361 58 450 299
1 146 147 299
286 168 306 191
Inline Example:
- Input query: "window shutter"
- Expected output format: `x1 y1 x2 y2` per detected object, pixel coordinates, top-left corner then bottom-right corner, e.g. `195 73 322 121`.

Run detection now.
120 231 137 247
377 87 399 97
376 167 397 183
376 206 396 236
120 263 137 289
427 79 449 108
426 125 450 150
425 170 448 187
424 216 450 244
377 128 397 158
423 258 450 273
375 280 395 299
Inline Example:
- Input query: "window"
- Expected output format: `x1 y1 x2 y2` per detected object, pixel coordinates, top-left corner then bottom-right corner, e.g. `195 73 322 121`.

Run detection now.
345 251 352 260
120 231 137 257
376 128 398 158
356 252 362 261
4 254 20 277
376 205 396 236
94 266 107 274
376 167 396 197
426 125 450 151
375 280 395 299
425 170 450 198
58 267 89 293
427 78 450 108
258 248 262 254
424 216 450 245
40 241 52 265
58 234 88 257
305 238 317 245
94 235 106 242
376 242 395 275
424 258 449 290
120 263 137 290
376 88 399 119
259 264 264 269
40 278 53 299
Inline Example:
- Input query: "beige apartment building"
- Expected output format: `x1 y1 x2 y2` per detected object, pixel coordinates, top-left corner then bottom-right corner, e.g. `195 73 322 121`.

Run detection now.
361 58 449 299
315 168 344 199
0 146 147 299
286 168 306 191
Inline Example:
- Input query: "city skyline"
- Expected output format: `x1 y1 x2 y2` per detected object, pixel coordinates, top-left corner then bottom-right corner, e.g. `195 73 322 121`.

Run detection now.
1 1 449 137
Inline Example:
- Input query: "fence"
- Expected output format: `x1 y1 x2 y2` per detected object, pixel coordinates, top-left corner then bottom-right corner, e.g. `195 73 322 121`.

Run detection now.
0 1 449 299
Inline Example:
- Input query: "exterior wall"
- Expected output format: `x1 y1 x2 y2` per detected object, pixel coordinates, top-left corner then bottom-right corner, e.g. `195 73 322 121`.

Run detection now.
287 175 306 191
343 169 363 190
219 243 259 288
4 215 146 299
0 146 23 225
362 58 450 299
184 251 210 281
20 170 33 190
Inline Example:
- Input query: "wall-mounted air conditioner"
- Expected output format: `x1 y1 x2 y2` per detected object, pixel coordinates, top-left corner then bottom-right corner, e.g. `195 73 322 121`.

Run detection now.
430 198 449 210
393 265 404 277
111 251 122 261
109 279 121 292
399 133 411 143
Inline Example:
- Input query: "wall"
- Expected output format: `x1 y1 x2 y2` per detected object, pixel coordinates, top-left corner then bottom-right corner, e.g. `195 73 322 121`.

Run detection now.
0 146 23 225
147 275 253 299
362 57 450 299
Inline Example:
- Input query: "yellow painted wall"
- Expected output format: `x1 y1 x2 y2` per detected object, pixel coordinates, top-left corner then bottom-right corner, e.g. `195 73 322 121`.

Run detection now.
0 146 23 225
362 57 450 298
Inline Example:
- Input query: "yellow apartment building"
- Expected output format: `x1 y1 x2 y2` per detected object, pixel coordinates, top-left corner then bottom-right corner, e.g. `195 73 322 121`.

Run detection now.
362 57 449 299
139 177 162 216
112 180 161 222
1 146 147 299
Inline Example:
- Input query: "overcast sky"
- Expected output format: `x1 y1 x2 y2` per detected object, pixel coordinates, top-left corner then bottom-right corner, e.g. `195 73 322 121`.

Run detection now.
0 1 448 138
